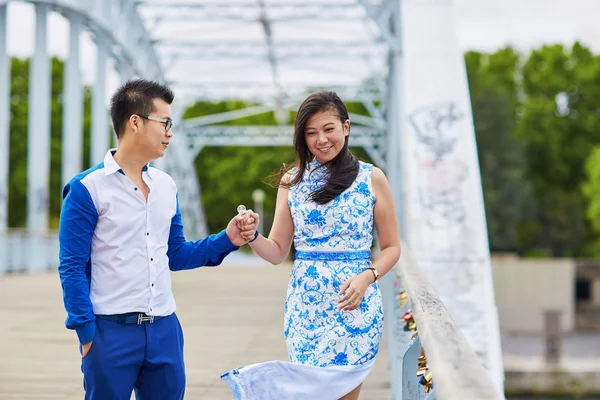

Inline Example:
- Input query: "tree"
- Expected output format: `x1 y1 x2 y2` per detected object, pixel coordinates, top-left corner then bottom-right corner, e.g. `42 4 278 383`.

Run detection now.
464 47 532 252
516 42 600 256
8 57 28 228
584 146 600 234
582 70 600 252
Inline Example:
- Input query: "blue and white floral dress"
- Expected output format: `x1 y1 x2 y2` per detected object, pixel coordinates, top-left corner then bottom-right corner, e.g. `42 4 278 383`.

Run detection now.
221 160 384 400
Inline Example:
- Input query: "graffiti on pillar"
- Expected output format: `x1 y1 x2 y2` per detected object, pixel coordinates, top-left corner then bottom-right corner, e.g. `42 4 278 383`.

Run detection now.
407 102 489 355
407 102 486 293
408 102 468 229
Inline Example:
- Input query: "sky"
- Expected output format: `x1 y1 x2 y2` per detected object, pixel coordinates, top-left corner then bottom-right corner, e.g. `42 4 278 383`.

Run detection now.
453 0 600 53
4 0 600 104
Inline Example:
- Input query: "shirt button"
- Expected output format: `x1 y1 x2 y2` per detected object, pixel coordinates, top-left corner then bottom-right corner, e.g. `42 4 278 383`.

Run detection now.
151 283 154 287
147 232 149 236
150 258 153 261
134 187 138 191
150 308 153 312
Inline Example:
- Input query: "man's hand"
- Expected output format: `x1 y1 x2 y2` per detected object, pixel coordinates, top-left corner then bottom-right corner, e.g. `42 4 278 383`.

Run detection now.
226 209 260 246
81 341 93 358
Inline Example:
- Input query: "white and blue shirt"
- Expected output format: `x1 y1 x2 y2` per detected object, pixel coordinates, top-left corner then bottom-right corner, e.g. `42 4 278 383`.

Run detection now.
59 149 238 344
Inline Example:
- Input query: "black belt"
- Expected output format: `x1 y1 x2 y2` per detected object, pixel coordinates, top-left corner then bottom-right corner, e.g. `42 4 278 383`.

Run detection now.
96 312 166 325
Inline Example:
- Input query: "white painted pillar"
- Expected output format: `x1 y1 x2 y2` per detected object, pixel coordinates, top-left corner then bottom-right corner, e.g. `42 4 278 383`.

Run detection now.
27 3 52 273
118 0 133 53
62 13 83 187
0 2 10 232
0 1 9 275
114 61 134 146
27 3 51 234
382 4 411 398
399 0 504 393
385 50 412 400
91 35 108 164
116 61 134 85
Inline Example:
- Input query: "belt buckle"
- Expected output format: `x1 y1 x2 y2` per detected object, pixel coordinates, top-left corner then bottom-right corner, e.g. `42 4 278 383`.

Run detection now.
137 314 154 324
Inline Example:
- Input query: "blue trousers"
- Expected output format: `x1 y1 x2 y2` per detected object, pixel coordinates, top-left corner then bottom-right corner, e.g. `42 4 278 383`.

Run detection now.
81 313 185 400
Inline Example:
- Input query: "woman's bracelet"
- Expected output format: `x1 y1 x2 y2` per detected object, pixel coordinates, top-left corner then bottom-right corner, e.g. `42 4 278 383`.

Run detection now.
366 267 379 283
248 230 259 243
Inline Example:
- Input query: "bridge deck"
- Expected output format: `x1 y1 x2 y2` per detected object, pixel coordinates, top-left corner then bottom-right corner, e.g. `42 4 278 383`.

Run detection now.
0 264 391 399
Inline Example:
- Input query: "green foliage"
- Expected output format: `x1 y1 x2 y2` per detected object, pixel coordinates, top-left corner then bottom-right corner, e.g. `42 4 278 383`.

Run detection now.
465 47 532 252
8 58 29 228
465 43 600 256
583 146 600 243
49 57 64 230
195 146 295 233
516 43 600 256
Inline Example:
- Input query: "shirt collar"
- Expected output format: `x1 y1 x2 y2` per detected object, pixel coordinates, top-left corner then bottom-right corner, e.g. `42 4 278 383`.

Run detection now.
307 158 329 182
308 158 321 171
145 164 155 179
103 149 150 176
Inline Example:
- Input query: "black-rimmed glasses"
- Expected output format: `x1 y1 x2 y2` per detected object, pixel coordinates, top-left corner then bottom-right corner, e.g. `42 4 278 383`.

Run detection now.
136 114 173 132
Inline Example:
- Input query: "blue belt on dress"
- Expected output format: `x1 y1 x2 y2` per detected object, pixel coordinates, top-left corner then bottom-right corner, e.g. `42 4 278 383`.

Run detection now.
295 250 371 261
96 312 166 325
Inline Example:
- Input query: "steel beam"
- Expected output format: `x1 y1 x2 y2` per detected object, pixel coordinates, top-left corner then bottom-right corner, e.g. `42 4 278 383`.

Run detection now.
256 0 285 124
62 12 83 188
0 2 9 231
148 12 364 23
137 1 358 10
181 106 273 128
183 124 386 170
357 0 402 53
158 40 380 49
91 35 109 165
365 2 409 398
27 2 51 233
22 0 165 81
116 61 135 84
159 40 385 60
161 51 384 62
184 124 384 144
141 4 365 23
171 82 383 99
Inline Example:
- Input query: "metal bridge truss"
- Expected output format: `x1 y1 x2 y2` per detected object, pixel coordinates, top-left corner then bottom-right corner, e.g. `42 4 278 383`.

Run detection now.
136 0 403 237
184 125 387 166
0 0 403 243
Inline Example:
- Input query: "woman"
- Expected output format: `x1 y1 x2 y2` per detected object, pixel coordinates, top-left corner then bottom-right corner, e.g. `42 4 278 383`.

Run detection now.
222 91 401 400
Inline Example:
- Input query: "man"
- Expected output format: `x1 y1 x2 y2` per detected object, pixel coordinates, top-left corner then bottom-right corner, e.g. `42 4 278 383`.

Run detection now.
58 79 258 399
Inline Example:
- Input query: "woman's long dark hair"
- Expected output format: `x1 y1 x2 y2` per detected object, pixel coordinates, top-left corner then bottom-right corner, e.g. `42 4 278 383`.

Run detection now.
275 91 359 205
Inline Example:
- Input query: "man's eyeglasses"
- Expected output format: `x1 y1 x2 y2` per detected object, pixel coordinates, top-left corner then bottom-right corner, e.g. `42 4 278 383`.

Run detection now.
136 114 173 132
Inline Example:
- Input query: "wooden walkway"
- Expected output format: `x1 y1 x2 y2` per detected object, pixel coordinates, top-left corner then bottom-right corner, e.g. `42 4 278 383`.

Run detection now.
0 264 391 399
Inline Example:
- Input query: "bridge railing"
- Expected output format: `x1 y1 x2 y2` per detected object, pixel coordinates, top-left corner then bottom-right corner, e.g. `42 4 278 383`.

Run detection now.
0 230 58 275
397 244 504 400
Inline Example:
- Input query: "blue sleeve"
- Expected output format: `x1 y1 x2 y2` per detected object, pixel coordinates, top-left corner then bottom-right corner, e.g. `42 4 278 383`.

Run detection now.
167 195 239 271
58 179 98 345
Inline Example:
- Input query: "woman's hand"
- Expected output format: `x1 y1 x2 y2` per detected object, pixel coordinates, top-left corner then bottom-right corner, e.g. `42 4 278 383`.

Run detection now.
226 210 259 246
237 210 260 242
338 271 374 311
